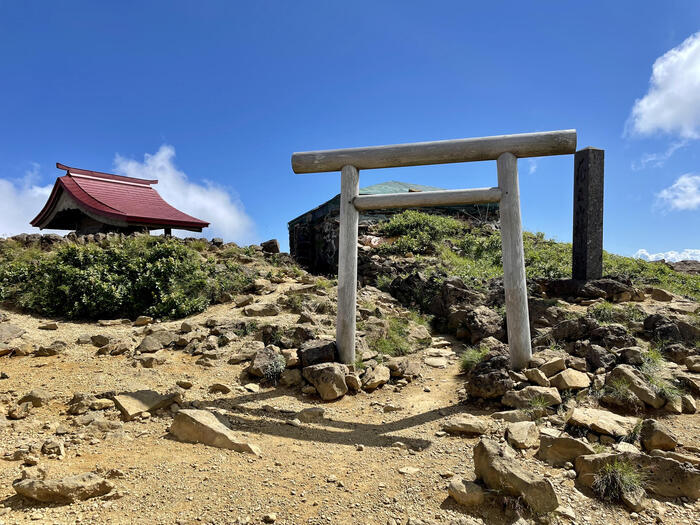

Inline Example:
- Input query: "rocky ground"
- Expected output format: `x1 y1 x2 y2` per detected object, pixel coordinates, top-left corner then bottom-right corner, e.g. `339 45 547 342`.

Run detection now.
0 243 699 525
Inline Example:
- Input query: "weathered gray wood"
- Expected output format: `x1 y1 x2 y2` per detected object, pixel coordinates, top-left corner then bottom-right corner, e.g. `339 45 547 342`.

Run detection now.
292 129 576 173
353 187 501 211
572 147 604 281
336 165 359 364
497 152 531 370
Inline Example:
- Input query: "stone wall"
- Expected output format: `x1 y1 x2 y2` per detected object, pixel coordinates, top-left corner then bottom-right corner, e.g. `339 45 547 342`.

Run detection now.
289 203 499 275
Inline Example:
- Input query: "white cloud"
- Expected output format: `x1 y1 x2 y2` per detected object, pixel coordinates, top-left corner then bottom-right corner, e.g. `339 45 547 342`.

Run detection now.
626 32 700 139
634 248 700 262
0 163 57 237
655 173 700 211
114 145 256 243
527 159 537 175
632 140 687 170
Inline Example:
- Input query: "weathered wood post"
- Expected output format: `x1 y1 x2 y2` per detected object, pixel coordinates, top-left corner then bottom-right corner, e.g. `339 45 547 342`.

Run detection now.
572 147 604 281
336 165 359 364
497 152 531 370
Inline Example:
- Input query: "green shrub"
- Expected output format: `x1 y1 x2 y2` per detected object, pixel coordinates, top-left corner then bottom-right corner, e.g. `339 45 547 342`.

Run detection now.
459 345 489 373
377 211 465 255
0 236 253 320
592 459 644 502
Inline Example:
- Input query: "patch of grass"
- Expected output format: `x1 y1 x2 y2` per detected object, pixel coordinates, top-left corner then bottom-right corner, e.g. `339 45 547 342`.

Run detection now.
187 238 210 252
605 377 635 402
617 304 645 324
588 301 615 324
315 277 334 290
405 308 432 328
234 320 259 337
592 443 607 454
282 294 306 314
367 316 412 357
623 419 643 443
368 211 700 301
353 356 366 372
592 459 644 503
459 345 489 373
527 395 551 410
375 274 394 292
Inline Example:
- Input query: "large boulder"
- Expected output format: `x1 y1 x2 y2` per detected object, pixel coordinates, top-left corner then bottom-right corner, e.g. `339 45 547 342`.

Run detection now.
361 365 390 391
501 386 562 409
302 363 349 401
606 365 665 409
442 415 490 436
298 340 337 368
448 479 485 507
466 354 514 399
249 346 283 378
474 439 559 513
113 390 180 421
505 421 539 449
575 452 700 499
13 472 113 503
549 369 590 390
536 434 596 466
448 306 504 344
169 409 260 455
0 323 25 344
243 303 280 317
640 419 677 452
565 407 638 438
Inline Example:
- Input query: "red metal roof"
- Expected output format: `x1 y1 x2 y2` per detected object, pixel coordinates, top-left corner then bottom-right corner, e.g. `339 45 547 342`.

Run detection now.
31 163 209 231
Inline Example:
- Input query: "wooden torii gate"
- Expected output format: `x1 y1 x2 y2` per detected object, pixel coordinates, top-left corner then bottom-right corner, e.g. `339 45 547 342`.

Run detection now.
292 129 577 370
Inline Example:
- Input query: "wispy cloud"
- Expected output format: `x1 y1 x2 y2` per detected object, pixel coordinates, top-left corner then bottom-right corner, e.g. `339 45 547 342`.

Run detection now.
634 248 700 262
114 145 256 243
0 164 56 237
527 159 537 175
655 173 700 212
632 140 687 170
626 31 700 139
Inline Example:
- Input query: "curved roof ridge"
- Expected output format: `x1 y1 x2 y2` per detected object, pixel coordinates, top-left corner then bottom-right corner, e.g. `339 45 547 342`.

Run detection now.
56 162 158 185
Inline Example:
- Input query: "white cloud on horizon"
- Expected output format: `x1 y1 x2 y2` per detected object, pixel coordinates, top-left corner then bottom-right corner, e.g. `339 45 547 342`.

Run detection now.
0 163 58 237
113 145 256 244
634 248 700 262
655 173 700 211
626 32 700 139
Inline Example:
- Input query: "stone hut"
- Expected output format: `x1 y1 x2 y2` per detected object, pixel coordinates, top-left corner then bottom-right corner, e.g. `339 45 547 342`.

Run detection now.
288 181 498 274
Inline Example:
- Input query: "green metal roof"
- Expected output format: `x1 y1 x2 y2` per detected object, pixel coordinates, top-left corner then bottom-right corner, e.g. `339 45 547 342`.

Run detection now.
359 180 443 195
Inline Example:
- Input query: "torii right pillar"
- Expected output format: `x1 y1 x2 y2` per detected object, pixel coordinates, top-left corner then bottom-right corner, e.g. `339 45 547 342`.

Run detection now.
572 147 604 281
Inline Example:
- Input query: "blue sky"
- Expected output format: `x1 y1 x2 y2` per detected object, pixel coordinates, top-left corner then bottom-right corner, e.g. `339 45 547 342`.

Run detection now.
1 1 699 260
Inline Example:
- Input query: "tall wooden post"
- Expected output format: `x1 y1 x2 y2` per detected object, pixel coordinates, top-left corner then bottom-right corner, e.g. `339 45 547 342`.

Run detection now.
497 152 531 370
336 165 359 364
572 147 604 281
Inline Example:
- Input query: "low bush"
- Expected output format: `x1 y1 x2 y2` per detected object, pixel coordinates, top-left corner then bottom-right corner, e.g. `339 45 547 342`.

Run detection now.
0 236 253 320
